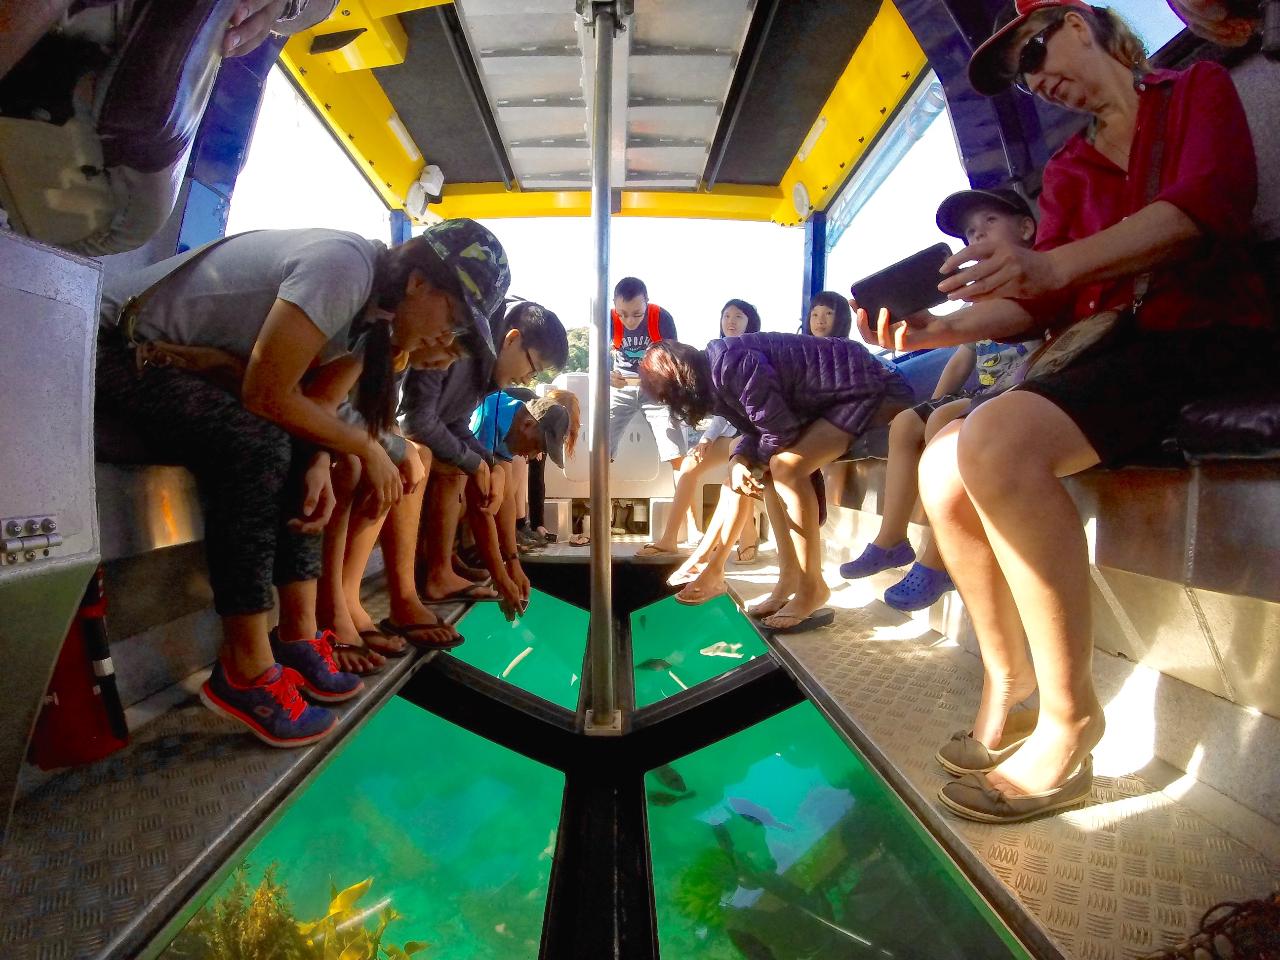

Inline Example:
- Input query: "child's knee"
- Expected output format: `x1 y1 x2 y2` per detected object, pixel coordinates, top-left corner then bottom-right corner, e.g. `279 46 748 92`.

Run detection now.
332 454 363 498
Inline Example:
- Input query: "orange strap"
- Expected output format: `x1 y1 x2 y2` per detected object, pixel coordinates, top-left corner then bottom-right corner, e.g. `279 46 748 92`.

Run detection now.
611 303 663 350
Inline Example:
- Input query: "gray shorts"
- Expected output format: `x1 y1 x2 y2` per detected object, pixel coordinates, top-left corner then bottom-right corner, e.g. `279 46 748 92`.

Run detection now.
608 385 688 462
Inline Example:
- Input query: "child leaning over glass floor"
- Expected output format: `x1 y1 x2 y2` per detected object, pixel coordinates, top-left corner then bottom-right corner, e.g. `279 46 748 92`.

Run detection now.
842 188 1041 612
467 391 570 617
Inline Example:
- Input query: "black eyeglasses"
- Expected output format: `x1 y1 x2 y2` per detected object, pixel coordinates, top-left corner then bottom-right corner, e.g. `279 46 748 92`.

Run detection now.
1013 19 1065 93
520 345 539 384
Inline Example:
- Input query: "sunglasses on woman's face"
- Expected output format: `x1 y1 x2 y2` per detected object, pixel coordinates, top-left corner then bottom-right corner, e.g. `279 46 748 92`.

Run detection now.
1013 19 1065 93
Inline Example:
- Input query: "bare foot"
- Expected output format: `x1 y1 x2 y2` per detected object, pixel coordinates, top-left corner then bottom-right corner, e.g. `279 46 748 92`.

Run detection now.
762 579 831 630
668 558 708 586
330 642 385 674
676 572 727 605
987 709 1105 796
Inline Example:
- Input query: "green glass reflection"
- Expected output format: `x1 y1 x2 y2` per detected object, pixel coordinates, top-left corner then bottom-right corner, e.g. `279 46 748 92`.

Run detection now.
453 588 587 709
632 594 769 707
647 703 1030 959
160 698 564 960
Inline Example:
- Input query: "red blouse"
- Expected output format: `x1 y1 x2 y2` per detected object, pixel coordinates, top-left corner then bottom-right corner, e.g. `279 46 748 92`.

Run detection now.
1026 62 1271 334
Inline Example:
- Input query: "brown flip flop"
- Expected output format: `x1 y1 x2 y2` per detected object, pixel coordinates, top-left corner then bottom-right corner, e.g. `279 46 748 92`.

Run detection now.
359 629 409 659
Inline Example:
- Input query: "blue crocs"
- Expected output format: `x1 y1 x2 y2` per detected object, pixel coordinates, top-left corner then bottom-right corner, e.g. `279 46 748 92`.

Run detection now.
200 662 337 747
884 563 955 612
271 629 364 703
839 540 915 580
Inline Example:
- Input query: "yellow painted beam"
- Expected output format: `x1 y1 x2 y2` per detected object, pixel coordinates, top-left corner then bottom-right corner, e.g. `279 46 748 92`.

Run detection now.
366 0 451 16
281 32 424 210
429 184 783 222
770 0 928 226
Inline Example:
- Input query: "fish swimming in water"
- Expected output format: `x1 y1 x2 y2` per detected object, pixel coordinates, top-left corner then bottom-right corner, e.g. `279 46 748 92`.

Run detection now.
647 789 697 807
636 657 673 671
652 764 689 793
727 797 794 832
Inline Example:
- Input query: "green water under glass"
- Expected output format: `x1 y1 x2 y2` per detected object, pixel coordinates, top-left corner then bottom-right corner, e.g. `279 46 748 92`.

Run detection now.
160 590 1028 959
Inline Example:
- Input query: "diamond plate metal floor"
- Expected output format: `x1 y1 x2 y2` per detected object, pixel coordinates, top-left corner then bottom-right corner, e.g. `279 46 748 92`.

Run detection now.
0 588 463 960
723 564 1280 960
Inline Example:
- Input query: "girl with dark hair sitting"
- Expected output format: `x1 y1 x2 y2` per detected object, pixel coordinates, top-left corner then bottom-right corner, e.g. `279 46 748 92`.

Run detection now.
95 218 510 746
801 291 854 338
639 334 911 632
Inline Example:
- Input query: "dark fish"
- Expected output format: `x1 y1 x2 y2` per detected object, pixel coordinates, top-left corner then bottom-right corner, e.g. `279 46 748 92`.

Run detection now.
728 796 794 832
647 789 697 807
652 764 689 793
637 657 672 671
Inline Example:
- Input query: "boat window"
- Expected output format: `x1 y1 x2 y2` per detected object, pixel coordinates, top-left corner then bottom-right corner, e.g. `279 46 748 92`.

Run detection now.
825 103 970 299
1106 0 1187 52
226 67 392 239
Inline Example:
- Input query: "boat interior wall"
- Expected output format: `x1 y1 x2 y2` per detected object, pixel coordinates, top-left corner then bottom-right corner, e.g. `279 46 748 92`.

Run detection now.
0 234 102 840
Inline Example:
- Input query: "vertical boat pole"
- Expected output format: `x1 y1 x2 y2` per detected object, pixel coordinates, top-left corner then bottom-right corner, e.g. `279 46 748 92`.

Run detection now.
584 0 622 733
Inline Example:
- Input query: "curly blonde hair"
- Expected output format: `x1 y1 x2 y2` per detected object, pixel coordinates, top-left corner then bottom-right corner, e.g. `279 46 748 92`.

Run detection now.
544 388 581 459
1026 5 1151 74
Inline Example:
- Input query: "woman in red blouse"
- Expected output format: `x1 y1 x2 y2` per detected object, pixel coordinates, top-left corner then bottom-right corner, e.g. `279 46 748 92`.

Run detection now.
864 0 1275 822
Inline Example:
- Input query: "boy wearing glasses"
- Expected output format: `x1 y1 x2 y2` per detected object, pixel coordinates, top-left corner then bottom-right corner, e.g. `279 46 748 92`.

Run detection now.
398 301 569 621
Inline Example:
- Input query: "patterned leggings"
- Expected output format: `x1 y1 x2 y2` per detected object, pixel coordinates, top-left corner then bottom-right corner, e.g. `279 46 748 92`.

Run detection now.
95 336 322 616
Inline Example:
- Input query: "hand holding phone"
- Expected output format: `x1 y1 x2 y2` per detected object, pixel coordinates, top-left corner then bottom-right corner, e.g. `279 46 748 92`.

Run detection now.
849 243 952 329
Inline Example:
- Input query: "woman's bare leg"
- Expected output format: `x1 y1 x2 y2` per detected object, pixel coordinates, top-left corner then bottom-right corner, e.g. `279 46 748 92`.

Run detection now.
763 420 851 628
911 399 973 573
749 485 799 617
652 440 727 550
317 456 384 671
675 490 755 601
919 422 1035 749
953 392 1105 794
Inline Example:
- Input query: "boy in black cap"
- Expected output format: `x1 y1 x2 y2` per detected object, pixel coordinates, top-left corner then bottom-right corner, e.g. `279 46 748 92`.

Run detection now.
465 392 569 617
844 187 1040 612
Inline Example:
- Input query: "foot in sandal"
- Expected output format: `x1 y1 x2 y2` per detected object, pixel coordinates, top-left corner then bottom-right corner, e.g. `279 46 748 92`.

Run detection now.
674 575 728 606
762 580 831 633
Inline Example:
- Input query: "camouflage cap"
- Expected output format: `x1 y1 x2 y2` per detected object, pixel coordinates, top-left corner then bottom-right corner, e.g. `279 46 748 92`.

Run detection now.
421 218 511 358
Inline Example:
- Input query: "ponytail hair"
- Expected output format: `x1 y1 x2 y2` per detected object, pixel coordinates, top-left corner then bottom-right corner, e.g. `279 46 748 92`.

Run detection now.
352 237 466 438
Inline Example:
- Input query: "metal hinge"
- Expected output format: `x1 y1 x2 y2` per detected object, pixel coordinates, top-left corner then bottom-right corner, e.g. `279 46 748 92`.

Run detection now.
1 515 62 565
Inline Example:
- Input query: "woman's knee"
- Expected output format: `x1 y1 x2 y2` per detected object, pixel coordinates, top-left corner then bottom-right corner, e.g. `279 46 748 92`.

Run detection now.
332 454 363 499
888 408 925 449
918 423 966 516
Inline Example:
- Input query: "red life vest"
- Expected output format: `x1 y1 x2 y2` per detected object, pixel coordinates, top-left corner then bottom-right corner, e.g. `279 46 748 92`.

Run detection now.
611 302 663 350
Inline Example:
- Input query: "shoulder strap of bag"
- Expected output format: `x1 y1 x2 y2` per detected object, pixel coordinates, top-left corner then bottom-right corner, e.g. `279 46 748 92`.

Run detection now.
117 231 260 342
610 309 623 350
646 303 663 342
1131 80 1175 312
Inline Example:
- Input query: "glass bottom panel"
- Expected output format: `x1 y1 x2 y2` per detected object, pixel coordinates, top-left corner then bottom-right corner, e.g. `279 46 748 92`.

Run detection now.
632 594 769 707
647 703 1029 959
160 698 564 960
452 588 587 709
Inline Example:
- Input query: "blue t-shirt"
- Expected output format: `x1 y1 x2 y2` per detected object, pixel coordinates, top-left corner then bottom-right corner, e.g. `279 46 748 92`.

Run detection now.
469 390 523 462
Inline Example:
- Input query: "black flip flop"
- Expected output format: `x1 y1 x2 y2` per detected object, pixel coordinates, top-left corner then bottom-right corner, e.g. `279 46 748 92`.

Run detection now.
765 608 836 635
378 618 465 651
425 583 502 604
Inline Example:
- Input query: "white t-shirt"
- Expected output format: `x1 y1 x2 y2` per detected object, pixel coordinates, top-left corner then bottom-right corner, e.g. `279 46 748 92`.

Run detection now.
99 229 381 364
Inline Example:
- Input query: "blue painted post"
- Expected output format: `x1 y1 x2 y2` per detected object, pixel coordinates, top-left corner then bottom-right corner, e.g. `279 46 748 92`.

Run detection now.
389 210 412 246
176 37 285 253
802 210 827 319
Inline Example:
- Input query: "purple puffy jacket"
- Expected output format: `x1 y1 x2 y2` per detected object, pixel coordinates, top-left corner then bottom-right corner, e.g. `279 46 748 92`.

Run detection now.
707 332 911 465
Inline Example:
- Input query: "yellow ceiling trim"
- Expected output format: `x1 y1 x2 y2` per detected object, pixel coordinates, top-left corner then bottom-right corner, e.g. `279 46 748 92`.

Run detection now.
279 4 438 211
429 184 782 221
770 0 928 227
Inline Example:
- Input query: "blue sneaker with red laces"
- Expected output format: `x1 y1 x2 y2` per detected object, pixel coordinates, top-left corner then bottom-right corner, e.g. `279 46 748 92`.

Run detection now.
270 629 364 703
200 661 336 747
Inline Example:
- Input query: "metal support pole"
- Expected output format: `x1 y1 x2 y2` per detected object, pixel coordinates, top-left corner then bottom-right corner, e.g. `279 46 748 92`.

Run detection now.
801 210 827 318
585 2 622 734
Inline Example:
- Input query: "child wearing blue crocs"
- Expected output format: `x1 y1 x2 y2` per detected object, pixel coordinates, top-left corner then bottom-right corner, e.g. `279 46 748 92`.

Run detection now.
844 188 1038 612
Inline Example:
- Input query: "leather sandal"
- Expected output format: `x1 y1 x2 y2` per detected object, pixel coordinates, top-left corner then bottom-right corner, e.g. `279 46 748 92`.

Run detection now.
937 756 1094 824
935 704 1039 776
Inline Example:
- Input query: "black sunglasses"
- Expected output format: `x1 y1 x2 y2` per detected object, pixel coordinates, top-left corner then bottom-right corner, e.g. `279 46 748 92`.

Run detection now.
1013 19 1065 93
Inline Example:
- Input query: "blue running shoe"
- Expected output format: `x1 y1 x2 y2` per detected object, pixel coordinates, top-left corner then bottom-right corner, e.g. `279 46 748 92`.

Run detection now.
884 563 955 612
200 662 336 747
271 629 364 703
839 540 915 580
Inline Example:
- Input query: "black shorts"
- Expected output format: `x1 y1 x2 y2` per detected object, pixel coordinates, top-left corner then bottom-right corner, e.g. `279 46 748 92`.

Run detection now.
1013 327 1277 466
911 391 974 421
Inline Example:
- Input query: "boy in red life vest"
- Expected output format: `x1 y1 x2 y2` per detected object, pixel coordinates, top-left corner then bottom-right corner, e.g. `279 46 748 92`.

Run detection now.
608 276 688 467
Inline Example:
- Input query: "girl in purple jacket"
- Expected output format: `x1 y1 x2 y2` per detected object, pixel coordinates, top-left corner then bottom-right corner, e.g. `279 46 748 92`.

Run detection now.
640 333 912 633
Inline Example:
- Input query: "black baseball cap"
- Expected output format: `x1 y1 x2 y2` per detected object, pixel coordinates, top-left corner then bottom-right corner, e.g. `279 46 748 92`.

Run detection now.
526 397 569 469
936 187 1036 240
